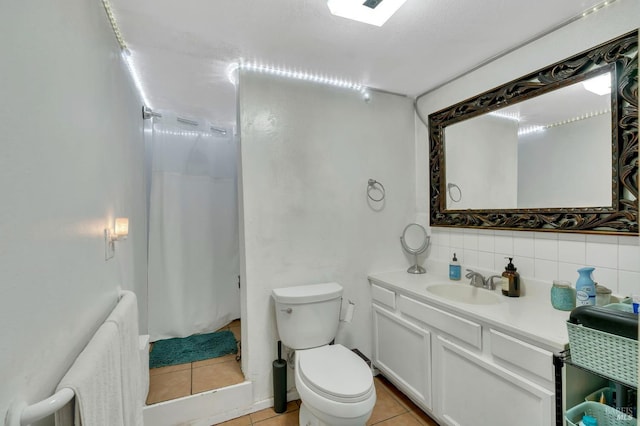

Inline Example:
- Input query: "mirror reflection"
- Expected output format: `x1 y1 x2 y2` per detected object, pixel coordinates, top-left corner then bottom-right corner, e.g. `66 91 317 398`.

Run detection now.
445 72 612 210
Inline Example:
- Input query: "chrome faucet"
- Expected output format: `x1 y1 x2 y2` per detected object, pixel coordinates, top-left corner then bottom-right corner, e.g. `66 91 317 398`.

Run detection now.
465 270 502 290
465 269 485 288
485 275 503 290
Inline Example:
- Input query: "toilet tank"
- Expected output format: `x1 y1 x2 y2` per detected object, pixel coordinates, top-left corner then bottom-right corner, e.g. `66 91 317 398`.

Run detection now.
272 282 343 350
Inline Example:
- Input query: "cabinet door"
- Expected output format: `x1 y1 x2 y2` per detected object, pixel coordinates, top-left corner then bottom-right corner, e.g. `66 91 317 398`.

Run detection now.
434 336 554 426
372 304 431 410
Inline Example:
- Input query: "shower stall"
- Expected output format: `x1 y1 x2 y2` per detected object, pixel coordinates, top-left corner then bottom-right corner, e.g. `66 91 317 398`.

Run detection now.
145 112 240 342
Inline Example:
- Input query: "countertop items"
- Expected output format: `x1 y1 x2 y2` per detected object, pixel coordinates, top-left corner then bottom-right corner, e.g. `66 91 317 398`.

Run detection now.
551 280 576 311
368 270 571 353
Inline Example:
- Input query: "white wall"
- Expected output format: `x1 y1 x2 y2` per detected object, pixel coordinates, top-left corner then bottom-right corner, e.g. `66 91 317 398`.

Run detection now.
415 1 638 294
238 72 416 401
0 1 146 422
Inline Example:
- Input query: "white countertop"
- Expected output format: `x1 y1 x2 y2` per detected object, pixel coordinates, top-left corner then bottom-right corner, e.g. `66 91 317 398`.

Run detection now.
368 269 572 353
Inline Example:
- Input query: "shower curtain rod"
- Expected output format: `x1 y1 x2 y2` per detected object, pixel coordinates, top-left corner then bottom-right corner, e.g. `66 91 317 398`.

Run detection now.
143 106 228 135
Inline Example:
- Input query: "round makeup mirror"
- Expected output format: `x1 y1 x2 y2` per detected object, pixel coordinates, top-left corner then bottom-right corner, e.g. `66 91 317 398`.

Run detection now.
400 223 430 274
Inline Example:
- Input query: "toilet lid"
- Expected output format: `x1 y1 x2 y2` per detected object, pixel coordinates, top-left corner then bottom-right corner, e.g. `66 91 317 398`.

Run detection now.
298 344 373 401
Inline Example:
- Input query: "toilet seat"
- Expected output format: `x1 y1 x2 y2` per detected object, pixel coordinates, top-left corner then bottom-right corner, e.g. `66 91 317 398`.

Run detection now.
297 344 374 403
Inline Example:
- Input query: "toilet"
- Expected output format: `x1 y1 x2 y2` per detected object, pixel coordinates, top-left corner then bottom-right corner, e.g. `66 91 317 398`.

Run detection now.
272 282 376 426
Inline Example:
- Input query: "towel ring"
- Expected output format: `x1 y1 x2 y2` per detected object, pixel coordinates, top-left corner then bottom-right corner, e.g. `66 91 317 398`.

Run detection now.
447 182 462 202
367 179 385 202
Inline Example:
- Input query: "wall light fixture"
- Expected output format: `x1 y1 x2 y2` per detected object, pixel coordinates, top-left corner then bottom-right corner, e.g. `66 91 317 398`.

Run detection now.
105 217 129 260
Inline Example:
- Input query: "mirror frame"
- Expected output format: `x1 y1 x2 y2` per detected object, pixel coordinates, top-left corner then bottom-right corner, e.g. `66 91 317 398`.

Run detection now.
429 30 638 235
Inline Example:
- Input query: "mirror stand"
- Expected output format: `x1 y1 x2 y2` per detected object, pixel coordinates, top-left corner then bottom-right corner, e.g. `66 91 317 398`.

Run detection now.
400 223 430 274
407 254 426 274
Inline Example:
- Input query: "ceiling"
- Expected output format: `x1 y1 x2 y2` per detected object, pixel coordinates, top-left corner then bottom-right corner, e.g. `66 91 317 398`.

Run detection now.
109 0 607 129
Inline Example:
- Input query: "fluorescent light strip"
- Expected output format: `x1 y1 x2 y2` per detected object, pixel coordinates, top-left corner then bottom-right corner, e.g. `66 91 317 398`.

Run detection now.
155 129 216 138
101 0 127 50
545 109 611 129
101 0 153 110
489 111 521 122
582 0 617 17
122 51 151 108
518 109 611 136
239 62 365 92
518 126 546 136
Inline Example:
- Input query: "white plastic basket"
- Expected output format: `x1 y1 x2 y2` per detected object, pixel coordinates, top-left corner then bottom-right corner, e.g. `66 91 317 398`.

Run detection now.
566 322 638 388
565 401 636 426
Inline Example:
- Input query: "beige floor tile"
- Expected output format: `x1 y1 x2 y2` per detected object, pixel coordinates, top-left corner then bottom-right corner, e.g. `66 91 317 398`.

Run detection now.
375 376 438 425
192 359 245 394
147 369 191 404
249 402 298 423
193 353 238 368
230 325 241 342
149 362 191 376
253 411 299 426
229 319 241 327
366 379 407 425
408 409 440 426
215 414 252 425
249 407 278 423
372 412 423 425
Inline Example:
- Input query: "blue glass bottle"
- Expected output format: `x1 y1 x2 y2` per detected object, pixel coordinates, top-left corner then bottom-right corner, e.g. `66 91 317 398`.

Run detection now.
575 267 596 306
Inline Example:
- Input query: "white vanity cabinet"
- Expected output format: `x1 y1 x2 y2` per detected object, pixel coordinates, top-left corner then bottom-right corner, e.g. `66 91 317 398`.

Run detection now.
434 335 554 426
370 280 557 426
372 304 432 411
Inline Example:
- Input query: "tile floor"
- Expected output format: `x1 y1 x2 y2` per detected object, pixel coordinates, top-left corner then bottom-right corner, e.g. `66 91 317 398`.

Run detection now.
146 319 243 405
147 320 439 425
217 375 439 426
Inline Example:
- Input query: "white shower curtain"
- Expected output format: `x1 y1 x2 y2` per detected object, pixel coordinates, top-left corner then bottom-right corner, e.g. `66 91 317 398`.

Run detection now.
147 117 240 341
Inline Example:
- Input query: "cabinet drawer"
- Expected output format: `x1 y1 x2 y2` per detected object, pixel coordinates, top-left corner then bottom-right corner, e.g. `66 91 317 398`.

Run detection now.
371 284 396 309
490 329 553 382
397 295 481 349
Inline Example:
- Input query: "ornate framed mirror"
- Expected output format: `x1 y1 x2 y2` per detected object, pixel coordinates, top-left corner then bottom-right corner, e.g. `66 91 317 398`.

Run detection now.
429 30 638 235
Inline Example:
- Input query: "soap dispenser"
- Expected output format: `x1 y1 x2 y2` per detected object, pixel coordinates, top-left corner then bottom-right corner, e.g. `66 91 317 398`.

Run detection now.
449 253 461 281
501 257 520 297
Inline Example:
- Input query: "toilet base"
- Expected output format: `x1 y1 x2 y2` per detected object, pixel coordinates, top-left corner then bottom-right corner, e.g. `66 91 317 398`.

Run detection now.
299 404 322 426
299 402 370 426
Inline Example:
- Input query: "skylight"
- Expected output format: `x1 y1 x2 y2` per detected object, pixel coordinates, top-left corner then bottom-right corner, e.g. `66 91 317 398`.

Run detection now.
327 0 407 27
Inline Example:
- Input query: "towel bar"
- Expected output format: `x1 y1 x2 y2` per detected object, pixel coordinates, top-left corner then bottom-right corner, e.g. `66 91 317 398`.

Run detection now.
5 387 74 426
7 291 126 426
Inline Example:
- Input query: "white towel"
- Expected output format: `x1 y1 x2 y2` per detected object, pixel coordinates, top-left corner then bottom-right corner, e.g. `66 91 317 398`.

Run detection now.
106 291 144 426
55 322 124 426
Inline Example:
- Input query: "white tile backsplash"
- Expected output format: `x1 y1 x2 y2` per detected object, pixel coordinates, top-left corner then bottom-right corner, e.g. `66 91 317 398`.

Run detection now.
494 231 514 254
514 233 535 258
534 259 558 281
558 239 586 265
477 231 495 253
586 240 618 269
593 267 618 291
618 270 640 296
558 262 582 283
618 241 640 272
463 249 479 269
534 237 558 261
450 229 464 248
463 232 479 251
429 227 640 297
477 251 495 270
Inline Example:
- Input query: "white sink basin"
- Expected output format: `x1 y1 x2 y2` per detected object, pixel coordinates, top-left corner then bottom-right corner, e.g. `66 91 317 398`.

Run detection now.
426 284 502 305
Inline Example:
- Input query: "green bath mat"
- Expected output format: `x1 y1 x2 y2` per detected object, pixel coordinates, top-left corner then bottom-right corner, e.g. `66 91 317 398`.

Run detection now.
149 330 238 369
